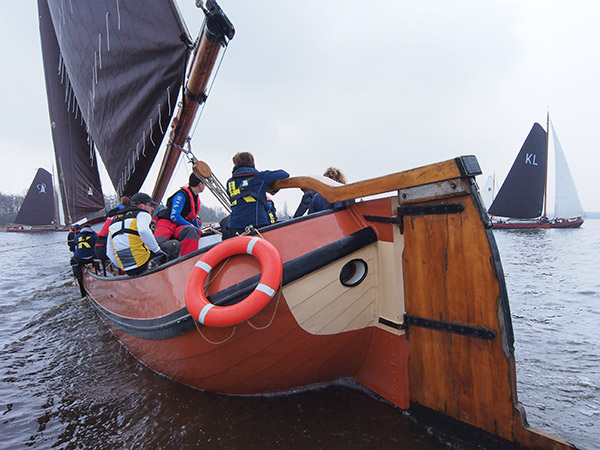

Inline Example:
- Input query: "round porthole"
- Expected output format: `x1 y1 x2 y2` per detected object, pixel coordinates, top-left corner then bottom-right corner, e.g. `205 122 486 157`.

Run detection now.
339 259 368 287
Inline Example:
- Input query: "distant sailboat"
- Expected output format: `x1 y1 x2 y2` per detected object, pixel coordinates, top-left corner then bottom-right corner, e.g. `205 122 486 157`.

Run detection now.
7 168 65 232
480 174 495 210
489 115 584 229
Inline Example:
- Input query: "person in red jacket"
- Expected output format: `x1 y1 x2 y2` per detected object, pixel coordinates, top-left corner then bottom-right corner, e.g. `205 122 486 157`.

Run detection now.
154 173 205 256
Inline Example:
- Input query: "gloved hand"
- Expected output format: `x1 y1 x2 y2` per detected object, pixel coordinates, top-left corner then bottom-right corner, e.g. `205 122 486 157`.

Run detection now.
151 249 168 265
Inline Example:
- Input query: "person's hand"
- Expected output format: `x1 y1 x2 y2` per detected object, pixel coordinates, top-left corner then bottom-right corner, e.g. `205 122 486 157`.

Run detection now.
151 249 168 264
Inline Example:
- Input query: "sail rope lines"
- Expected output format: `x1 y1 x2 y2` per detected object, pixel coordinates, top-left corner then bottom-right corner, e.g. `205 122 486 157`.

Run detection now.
161 38 232 211
192 255 237 345
244 230 281 331
186 34 232 211
175 138 231 211
0 240 65 253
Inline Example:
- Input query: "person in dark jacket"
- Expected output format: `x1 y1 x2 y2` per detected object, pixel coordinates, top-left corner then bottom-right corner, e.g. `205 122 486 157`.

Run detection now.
293 188 315 218
70 224 98 293
154 173 205 256
224 152 289 239
67 224 80 253
94 196 130 263
308 167 354 214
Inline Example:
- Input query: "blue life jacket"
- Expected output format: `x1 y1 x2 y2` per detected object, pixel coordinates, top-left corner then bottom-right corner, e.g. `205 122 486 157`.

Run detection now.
226 166 289 229
74 228 97 260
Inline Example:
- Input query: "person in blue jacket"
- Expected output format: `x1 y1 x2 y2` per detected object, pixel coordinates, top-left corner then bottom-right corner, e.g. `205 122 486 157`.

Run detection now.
308 167 354 214
70 224 98 294
223 151 289 239
293 188 315 218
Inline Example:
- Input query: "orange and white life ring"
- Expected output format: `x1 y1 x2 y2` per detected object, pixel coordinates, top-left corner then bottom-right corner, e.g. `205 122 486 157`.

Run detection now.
185 236 283 328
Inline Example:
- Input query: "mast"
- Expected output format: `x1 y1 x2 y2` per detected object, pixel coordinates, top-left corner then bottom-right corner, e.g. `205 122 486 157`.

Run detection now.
152 0 234 202
51 166 60 226
543 110 550 219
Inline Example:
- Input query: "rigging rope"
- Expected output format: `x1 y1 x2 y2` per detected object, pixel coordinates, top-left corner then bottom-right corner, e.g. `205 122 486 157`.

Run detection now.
0 240 65 253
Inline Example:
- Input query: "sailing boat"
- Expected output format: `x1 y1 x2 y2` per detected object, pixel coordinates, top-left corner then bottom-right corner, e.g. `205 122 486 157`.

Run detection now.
7 168 65 232
480 174 495 210
37 0 576 448
489 115 584 229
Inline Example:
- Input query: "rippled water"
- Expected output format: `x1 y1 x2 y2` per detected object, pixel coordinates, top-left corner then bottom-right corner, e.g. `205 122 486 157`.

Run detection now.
1 223 598 449
495 220 600 450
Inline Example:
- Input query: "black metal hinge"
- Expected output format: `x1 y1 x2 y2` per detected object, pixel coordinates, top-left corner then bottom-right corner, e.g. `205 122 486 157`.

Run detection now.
364 202 464 234
402 314 497 341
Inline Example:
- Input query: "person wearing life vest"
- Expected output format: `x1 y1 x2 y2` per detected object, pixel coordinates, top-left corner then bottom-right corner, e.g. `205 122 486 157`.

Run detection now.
154 173 205 257
223 152 289 239
94 196 130 263
266 196 277 224
107 192 166 277
73 225 97 263
70 224 97 293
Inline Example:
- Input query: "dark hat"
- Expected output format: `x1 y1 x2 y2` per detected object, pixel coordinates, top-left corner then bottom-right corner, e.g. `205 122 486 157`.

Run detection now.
189 172 203 187
130 192 159 206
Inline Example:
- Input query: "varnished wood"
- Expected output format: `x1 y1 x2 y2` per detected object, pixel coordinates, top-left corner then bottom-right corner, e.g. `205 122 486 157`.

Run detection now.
152 26 226 202
401 189 575 448
271 158 463 202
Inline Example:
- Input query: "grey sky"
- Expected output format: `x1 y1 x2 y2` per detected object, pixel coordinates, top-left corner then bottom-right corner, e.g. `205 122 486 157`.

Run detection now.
1 0 599 214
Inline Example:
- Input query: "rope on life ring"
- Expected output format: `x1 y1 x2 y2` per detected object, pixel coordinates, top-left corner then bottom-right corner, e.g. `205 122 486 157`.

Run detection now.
185 236 283 328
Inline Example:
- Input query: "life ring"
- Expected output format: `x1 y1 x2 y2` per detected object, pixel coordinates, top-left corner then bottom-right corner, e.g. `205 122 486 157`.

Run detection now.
185 236 283 328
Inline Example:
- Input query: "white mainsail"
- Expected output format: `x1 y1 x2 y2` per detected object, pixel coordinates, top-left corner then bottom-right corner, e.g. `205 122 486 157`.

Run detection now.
550 120 584 219
481 175 495 210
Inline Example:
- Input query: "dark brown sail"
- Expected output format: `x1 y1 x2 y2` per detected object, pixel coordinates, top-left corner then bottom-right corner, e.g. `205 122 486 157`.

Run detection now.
38 0 105 223
40 0 191 197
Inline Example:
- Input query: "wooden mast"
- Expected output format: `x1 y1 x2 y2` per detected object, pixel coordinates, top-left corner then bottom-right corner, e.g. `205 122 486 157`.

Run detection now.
542 110 550 219
51 166 61 227
151 1 234 202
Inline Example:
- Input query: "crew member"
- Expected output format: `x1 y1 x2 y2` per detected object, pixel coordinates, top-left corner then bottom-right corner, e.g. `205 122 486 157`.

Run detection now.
94 196 130 263
70 224 97 294
224 151 289 238
154 173 205 256
107 192 166 276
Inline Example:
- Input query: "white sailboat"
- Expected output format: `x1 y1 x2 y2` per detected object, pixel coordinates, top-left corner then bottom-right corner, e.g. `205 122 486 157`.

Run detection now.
551 119 585 226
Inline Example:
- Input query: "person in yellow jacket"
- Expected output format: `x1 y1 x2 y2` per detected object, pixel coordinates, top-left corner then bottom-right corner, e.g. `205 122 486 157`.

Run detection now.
107 192 166 276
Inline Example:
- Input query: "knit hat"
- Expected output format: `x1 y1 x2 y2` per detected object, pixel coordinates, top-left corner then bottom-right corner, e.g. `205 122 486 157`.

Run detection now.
189 173 203 187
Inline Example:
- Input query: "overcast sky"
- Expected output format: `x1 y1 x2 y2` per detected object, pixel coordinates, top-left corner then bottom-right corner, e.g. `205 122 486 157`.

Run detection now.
1 0 599 215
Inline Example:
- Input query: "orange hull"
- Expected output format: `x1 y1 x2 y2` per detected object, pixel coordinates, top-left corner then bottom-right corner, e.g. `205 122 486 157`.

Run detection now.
82 157 576 449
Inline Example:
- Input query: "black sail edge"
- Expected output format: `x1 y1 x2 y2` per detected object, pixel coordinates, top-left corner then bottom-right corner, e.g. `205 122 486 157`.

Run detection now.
38 0 106 223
